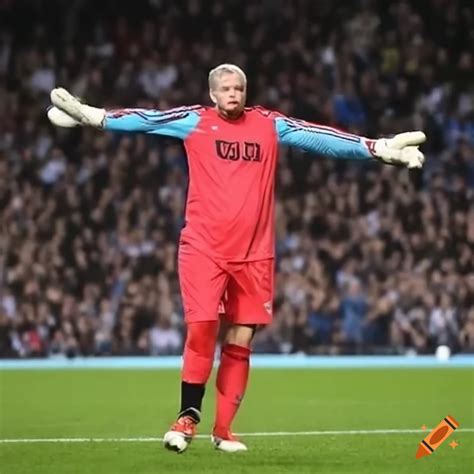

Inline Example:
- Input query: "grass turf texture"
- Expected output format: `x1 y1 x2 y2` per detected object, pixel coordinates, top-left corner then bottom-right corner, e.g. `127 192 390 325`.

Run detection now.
0 368 473 473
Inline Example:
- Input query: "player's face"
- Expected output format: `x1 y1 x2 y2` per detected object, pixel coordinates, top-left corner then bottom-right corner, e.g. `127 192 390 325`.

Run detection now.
210 72 246 118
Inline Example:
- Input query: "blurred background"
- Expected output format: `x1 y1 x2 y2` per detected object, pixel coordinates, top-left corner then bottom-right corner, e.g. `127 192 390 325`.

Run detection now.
0 0 473 358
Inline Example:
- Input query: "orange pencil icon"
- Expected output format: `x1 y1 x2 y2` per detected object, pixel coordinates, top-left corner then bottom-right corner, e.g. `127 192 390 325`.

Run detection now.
416 415 459 459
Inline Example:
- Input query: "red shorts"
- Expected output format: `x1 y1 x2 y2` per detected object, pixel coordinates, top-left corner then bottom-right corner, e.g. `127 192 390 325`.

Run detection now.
178 243 274 325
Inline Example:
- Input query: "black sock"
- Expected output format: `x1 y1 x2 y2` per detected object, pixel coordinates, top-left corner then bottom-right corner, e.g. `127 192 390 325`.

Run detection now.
179 382 205 422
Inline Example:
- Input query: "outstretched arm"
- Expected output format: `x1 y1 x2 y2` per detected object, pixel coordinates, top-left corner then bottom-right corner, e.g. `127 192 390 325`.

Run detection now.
102 107 201 139
274 115 426 169
47 88 200 140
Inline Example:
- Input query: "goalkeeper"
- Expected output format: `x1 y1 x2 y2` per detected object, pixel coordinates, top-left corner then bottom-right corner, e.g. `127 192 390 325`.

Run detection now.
48 63 426 453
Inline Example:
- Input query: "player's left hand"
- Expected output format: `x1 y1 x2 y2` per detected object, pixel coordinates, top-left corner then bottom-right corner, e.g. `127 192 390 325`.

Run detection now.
372 131 426 169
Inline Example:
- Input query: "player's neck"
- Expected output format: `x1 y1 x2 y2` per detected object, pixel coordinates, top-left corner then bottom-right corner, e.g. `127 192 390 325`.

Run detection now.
216 107 244 121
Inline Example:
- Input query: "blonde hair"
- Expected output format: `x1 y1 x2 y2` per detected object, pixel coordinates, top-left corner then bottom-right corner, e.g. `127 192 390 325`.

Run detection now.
208 63 247 90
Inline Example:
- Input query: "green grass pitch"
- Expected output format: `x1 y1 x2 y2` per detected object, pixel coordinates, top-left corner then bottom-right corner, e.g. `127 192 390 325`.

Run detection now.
1 368 473 473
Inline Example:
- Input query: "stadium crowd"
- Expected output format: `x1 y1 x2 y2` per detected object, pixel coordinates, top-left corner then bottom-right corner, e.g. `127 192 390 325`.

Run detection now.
0 0 473 357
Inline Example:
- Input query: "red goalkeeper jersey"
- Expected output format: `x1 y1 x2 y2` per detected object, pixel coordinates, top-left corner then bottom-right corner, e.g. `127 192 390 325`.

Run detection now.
105 106 374 261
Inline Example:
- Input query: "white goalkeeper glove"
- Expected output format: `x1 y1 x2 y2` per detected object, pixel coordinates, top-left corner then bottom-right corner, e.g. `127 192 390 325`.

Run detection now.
48 88 106 128
47 106 81 128
372 132 426 169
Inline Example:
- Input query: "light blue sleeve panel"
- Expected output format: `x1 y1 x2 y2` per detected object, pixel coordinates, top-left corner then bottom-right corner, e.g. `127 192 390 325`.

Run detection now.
103 105 202 140
275 116 374 160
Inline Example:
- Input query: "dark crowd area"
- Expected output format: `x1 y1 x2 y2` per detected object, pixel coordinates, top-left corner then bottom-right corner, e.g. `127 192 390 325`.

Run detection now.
0 0 473 357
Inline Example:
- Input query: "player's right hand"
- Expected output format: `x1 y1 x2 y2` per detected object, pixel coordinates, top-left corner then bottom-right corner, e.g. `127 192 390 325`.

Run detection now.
49 87 106 128
47 106 81 128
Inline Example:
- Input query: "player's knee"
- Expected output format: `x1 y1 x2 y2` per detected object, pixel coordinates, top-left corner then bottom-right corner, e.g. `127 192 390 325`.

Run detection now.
224 324 256 348
186 321 218 357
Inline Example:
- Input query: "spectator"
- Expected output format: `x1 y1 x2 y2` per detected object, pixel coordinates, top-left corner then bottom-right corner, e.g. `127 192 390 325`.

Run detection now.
340 280 368 350
429 293 459 350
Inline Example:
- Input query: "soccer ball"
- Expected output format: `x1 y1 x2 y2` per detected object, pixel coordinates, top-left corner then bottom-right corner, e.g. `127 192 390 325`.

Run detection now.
435 345 451 362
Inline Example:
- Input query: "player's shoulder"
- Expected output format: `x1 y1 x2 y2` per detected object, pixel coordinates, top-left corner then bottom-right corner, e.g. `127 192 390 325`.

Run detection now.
166 104 208 116
245 106 285 120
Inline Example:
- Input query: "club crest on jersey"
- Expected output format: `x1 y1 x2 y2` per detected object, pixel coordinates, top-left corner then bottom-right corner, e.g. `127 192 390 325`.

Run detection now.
215 140 261 162
264 301 273 315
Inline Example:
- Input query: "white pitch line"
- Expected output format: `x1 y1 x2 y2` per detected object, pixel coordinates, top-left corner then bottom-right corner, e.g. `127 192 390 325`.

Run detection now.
1 428 474 444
